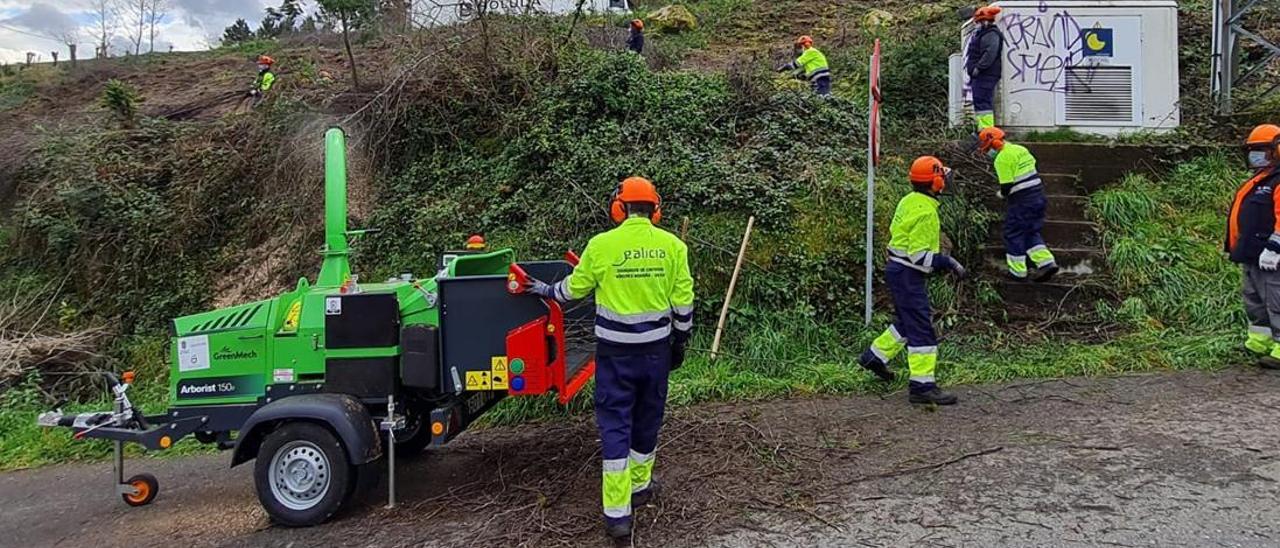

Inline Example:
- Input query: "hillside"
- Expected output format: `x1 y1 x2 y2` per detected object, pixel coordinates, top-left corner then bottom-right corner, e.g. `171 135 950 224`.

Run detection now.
0 0 1276 468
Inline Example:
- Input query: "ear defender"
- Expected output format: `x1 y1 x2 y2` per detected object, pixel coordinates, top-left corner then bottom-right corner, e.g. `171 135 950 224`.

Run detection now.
609 178 662 224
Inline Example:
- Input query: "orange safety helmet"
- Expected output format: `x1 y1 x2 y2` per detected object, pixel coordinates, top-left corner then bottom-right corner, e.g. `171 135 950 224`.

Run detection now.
1246 124 1280 168
630 19 644 31
795 35 814 49
465 234 487 250
977 126 1007 153
610 177 662 224
257 55 275 66
909 156 952 194
974 6 1002 22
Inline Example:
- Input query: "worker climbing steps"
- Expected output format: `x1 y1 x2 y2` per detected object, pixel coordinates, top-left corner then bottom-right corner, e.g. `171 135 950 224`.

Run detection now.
978 149 1111 320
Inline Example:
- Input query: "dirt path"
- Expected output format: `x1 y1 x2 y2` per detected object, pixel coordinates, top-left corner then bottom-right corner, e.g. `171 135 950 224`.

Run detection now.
4 367 1280 547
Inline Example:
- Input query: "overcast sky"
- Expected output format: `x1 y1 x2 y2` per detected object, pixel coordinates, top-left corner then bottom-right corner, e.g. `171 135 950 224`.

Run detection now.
0 0 274 63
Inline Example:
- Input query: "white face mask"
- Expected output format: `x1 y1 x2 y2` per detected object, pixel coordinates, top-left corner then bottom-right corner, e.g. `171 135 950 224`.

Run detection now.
1249 150 1272 169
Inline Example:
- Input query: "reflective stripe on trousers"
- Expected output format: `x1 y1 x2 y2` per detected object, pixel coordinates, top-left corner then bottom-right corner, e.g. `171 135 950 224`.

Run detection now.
629 450 656 493
870 325 906 363
1247 325 1274 355
908 345 938 384
602 458 631 519
1006 254 1028 277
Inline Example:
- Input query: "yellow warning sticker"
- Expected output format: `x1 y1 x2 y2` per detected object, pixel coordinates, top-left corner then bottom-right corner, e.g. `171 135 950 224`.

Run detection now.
281 301 302 333
491 356 509 390
465 371 491 391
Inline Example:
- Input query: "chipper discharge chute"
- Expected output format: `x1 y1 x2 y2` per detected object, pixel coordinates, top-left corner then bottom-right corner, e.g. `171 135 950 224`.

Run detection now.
37 127 597 526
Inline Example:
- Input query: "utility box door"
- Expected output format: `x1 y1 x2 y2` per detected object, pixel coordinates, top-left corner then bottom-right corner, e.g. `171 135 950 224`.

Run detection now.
1053 15 1143 126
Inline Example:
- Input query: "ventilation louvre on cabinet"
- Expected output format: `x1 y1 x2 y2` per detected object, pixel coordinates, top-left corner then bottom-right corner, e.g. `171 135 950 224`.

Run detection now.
1064 66 1134 123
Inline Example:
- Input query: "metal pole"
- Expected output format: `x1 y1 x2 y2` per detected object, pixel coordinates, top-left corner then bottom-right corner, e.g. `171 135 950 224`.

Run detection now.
383 395 397 509
864 53 876 326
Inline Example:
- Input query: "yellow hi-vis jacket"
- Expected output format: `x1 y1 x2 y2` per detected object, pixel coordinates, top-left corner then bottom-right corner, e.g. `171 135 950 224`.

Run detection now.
993 143 1043 197
784 47 831 81
887 191 959 274
551 216 695 350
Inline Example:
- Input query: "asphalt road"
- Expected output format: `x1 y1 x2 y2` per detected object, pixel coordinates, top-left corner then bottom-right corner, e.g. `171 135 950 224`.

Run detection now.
4 367 1280 547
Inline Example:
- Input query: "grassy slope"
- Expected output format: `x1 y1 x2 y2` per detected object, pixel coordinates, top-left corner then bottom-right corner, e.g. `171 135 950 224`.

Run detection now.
0 2 1258 469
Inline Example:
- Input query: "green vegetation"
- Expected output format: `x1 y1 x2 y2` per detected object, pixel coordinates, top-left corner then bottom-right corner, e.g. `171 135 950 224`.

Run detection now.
0 1 1258 469
99 79 143 128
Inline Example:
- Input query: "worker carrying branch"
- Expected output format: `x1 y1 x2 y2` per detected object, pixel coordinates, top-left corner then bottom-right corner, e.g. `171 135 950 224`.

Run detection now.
777 35 832 96
858 157 967 406
966 6 1004 130
249 55 276 107
1227 124 1280 368
524 177 695 539
979 127 1059 282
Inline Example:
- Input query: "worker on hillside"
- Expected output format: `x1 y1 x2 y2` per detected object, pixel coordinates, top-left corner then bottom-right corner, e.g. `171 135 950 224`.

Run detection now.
249 55 276 107
858 156 966 406
1227 124 1280 368
524 177 695 539
778 35 832 96
627 19 645 55
966 6 1003 130
978 126 1059 282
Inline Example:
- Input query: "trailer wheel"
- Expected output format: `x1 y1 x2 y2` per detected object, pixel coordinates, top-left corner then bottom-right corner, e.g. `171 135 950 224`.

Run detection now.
254 422 353 527
122 473 159 507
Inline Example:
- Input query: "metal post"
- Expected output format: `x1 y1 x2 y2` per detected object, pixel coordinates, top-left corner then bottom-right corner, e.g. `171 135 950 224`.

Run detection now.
1212 0 1280 115
382 395 398 509
864 53 876 326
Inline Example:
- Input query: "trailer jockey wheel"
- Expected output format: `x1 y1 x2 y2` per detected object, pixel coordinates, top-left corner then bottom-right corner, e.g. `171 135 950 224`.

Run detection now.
122 473 159 507
254 422 353 527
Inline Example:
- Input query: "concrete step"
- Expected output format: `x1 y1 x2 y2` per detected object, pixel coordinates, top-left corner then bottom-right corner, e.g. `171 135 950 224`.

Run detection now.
993 278 1114 319
987 220 1100 248
1046 194 1089 219
1039 172 1081 189
981 194 1090 221
979 246 1104 277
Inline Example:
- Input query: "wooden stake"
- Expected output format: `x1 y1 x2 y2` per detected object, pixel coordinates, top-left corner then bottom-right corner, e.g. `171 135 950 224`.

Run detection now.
680 216 690 242
710 216 754 360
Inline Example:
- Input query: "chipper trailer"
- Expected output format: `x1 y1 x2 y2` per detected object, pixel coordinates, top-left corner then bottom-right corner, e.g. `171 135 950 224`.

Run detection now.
37 127 598 526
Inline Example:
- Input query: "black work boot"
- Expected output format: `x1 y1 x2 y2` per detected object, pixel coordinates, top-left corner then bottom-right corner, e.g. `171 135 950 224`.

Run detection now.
909 382 958 405
1032 263 1061 283
1259 356 1280 370
858 349 896 382
605 518 633 540
632 479 662 507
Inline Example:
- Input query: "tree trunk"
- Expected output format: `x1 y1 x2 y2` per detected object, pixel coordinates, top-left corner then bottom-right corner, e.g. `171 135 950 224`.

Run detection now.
69 44 77 68
51 52 58 66
341 12 360 90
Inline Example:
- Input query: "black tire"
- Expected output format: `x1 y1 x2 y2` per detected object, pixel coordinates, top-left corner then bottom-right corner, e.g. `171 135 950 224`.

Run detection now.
122 473 159 507
392 406 432 459
345 462 380 506
253 422 353 527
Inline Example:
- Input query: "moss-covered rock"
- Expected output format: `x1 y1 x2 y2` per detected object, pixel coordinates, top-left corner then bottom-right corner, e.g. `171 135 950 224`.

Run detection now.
649 5 698 33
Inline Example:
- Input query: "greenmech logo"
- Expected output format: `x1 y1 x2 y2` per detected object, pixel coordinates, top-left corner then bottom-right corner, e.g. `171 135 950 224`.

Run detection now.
213 346 259 360
612 247 667 267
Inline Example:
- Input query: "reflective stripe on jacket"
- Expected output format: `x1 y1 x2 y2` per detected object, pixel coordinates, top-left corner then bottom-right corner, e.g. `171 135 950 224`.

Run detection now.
786 47 830 81
887 191 956 274
994 143 1042 197
552 216 695 351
